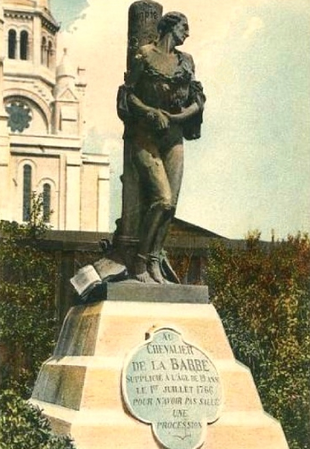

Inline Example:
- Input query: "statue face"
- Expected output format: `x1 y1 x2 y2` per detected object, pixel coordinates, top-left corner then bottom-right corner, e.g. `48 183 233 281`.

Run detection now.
172 18 190 46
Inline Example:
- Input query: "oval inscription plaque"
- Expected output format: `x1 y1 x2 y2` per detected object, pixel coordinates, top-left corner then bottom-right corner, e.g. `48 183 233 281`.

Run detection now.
122 327 223 449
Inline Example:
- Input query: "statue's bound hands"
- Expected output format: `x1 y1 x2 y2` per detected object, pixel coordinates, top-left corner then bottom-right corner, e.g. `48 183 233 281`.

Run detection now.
162 103 200 124
146 109 170 130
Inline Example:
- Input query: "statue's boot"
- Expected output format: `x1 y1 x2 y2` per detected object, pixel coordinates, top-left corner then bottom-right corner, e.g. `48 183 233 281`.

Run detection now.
148 209 174 283
133 204 169 283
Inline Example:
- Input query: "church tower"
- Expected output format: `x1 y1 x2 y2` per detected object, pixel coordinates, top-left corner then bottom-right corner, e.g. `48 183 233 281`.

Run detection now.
0 0 7 131
0 0 10 220
0 0 110 231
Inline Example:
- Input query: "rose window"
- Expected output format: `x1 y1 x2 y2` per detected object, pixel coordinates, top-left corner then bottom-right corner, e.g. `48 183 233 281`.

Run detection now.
6 100 33 133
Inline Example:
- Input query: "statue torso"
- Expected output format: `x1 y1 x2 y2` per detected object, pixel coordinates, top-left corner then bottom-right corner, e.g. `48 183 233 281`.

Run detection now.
133 44 194 113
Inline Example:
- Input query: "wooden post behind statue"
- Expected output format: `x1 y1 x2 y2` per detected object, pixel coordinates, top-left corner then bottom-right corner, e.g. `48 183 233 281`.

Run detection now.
115 0 164 277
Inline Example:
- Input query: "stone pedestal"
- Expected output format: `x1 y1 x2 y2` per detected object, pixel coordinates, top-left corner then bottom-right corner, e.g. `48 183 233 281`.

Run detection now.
31 283 288 449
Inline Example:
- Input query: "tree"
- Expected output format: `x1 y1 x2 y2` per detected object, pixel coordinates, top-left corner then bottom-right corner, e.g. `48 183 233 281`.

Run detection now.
0 193 58 396
204 232 310 449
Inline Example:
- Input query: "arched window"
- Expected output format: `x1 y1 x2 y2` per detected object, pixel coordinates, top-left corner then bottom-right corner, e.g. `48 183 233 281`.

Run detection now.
47 41 53 68
8 29 17 59
23 165 32 221
20 31 29 60
42 183 51 222
41 36 47 65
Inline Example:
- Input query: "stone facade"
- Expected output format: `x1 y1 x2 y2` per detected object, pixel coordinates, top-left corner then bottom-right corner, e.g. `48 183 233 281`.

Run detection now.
0 0 110 231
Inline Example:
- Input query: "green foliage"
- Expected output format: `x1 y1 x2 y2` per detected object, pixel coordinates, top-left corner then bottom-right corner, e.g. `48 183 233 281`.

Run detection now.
0 389 76 449
0 193 58 396
204 232 310 449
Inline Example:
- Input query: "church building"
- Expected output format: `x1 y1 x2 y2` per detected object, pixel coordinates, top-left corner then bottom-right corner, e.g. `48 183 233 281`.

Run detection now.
0 0 110 231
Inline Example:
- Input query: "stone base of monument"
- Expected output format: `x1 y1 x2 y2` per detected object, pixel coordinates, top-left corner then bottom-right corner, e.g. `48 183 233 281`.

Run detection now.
31 283 288 449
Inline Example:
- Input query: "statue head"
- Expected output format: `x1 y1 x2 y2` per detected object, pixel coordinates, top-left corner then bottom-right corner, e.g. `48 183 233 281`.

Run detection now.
157 12 189 45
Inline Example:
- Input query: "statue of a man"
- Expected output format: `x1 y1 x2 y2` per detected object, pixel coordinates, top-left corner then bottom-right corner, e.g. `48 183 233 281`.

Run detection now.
118 11 206 284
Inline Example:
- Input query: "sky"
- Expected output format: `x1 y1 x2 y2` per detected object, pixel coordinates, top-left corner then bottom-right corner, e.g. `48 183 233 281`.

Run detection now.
50 0 310 240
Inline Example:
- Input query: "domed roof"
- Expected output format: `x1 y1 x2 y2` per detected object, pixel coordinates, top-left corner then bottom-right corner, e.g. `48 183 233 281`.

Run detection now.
3 0 50 10
3 0 58 28
56 49 76 80
3 0 35 7
37 0 50 8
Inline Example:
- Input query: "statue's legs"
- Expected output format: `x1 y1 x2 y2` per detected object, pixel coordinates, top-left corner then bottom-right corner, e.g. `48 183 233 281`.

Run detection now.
153 142 184 254
132 140 183 283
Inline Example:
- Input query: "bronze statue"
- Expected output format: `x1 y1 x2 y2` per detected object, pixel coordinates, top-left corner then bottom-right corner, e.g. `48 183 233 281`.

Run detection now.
71 3 206 296
117 9 206 284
